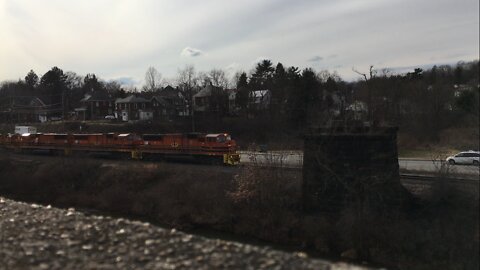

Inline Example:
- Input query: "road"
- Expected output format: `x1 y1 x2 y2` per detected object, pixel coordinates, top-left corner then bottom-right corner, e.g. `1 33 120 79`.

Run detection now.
239 151 480 178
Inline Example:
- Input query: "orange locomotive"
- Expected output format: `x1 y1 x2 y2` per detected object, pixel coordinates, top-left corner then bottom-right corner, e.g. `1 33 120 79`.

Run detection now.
0 132 240 165
141 133 239 164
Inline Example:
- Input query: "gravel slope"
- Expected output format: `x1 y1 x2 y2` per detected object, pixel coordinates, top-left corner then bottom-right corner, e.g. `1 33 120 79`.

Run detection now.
0 197 375 270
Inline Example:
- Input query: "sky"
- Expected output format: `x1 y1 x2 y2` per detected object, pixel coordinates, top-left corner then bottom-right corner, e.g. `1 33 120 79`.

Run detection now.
0 0 478 86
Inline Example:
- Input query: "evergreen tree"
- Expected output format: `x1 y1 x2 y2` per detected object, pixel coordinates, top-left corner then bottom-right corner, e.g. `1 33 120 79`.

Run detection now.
454 65 463 84
272 62 288 114
236 72 250 112
25 70 39 88
39 66 67 116
250 59 274 90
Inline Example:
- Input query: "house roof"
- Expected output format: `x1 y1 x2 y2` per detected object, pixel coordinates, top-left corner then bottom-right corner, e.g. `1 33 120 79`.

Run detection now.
151 96 170 107
158 86 183 99
194 84 223 98
194 86 212 98
115 95 150 104
8 96 47 107
250 90 270 98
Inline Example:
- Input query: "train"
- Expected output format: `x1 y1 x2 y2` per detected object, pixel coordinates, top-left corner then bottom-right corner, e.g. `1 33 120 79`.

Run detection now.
0 132 240 165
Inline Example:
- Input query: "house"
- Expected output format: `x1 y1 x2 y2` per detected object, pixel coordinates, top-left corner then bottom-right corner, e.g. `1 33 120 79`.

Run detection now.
193 84 213 113
453 84 474 97
150 96 175 120
115 95 152 121
249 90 271 111
0 96 55 123
79 91 115 120
30 97 52 122
226 89 239 115
193 84 228 115
157 86 187 116
346 101 368 120
323 92 344 117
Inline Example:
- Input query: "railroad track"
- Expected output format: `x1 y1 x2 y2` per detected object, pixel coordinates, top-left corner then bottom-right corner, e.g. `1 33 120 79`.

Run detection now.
3 151 478 187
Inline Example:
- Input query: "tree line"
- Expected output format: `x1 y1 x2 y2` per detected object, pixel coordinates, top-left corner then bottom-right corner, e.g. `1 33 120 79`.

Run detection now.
0 59 478 142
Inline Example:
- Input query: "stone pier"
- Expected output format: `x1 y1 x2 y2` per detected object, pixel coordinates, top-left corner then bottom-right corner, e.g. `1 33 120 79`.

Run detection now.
303 126 408 211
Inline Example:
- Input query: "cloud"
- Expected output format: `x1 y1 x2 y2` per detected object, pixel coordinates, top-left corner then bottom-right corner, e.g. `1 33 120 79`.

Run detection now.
308 56 323 62
0 0 478 84
180 47 203 57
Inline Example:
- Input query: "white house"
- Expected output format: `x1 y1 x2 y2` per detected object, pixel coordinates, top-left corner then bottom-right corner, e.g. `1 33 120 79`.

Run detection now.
249 90 271 110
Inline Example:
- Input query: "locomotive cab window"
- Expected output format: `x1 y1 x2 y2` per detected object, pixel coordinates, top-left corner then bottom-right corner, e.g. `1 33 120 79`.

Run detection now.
217 136 226 143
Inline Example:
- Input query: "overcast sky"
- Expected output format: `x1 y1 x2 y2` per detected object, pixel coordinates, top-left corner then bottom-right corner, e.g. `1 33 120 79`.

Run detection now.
0 0 478 86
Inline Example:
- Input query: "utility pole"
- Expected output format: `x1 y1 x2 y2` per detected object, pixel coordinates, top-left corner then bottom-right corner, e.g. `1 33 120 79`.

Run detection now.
62 90 65 120
191 94 195 132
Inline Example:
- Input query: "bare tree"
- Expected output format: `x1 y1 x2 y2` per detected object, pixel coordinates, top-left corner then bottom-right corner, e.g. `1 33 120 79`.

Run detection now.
317 70 341 84
231 71 243 89
208 68 229 89
64 71 84 89
352 65 377 122
144 66 162 92
197 71 210 87
177 65 197 92
177 65 198 131
352 65 376 82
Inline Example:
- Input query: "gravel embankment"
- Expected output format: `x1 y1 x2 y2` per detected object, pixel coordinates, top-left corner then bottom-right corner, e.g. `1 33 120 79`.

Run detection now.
0 196 374 270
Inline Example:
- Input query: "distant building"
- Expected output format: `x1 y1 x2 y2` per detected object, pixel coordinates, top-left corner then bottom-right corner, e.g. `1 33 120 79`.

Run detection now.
453 84 474 97
249 90 271 111
193 84 228 115
78 91 115 120
226 89 239 115
115 95 152 121
150 96 175 120
346 101 368 120
0 96 54 123
157 86 187 116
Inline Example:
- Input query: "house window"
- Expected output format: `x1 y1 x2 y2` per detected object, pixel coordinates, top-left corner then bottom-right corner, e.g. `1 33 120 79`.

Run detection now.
96 102 99 107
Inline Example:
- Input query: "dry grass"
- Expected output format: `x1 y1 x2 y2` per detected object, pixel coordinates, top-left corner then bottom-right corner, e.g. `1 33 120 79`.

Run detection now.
0 154 478 269
398 127 480 158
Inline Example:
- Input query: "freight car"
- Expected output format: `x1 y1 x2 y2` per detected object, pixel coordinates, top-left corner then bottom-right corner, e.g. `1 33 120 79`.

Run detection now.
0 132 240 165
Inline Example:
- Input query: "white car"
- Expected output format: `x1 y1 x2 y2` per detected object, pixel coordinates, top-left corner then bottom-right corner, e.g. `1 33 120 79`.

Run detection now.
104 115 116 120
446 151 480 165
